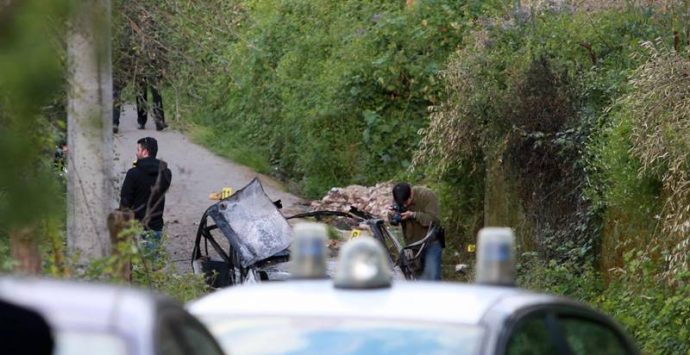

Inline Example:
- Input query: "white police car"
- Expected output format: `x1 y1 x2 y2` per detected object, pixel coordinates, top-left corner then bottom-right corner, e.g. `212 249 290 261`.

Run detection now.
188 225 639 355
0 278 225 355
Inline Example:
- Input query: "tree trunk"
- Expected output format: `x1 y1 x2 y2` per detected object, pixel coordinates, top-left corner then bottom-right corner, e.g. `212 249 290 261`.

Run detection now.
10 228 42 275
67 0 114 261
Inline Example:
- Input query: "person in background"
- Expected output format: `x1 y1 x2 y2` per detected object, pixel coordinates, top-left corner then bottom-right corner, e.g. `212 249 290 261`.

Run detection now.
133 3 168 131
389 182 444 280
135 75 167 131
112 0 168 133
119 137 172 253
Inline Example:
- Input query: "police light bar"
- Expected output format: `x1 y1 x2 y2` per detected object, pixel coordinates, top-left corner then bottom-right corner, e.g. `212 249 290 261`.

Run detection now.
334 237 392 289
476 227 516 286
290 223 328 279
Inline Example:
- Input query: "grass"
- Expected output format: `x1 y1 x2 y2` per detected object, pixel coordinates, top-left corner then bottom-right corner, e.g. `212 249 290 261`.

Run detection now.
188 124 271 175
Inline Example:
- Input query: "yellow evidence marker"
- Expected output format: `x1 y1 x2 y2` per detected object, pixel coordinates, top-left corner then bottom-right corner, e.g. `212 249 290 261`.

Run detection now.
209 187 233 201
467 244 476 253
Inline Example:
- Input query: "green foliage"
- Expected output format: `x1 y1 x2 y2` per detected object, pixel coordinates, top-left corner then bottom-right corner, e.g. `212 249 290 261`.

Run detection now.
602 253 685 354
79 223 208 302
622 43 690 281
189 124 271 174
157 0 503 197
519 250 690 355
586 89 662 272
0 0 67 232
110 3 690 351
432 163 485 250
424 7 690 352
417 6 676 260
0 0 67 271
0 241 13 272
587 38 690 283
517 254 603 302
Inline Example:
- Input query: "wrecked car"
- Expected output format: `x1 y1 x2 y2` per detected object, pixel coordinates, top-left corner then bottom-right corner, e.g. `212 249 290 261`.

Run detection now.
191 178 438 287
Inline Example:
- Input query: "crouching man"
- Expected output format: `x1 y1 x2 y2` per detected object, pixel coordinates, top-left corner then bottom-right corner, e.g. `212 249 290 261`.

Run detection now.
389 182 443 280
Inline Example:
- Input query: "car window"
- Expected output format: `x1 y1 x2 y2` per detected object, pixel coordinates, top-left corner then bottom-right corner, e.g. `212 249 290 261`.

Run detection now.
158 321 187 355
506 314 559 355
203 316 483 355
158 309 224 355
176 319 225 355
558 316 628 355
55 331 127 355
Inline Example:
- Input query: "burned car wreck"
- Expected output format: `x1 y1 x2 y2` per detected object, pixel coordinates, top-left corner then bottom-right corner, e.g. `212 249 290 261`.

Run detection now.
192 178 293 287
192 178 439 288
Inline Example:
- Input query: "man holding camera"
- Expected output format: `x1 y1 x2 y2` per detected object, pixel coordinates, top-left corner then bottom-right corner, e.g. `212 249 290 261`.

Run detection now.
388 182 443 280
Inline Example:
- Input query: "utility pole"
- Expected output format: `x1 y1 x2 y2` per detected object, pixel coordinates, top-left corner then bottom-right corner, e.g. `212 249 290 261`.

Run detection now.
67 0 114 260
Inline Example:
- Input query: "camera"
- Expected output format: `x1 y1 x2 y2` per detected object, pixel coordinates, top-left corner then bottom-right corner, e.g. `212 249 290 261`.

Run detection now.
389 203 407 226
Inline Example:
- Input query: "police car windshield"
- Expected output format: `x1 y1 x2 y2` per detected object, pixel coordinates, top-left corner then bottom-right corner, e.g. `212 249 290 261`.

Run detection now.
204 316 483 355
55 331 127 355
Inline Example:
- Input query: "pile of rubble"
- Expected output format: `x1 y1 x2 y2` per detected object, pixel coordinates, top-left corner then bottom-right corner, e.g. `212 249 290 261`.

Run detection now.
310 181 394 218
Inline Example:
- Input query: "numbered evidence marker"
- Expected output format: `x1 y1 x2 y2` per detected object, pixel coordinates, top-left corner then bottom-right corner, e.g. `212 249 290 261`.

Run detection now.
349 229 361 240
221 187 233 199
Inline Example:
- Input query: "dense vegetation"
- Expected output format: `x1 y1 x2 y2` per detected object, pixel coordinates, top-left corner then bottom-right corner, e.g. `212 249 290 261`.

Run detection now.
0 0 67 272
149 1 690 352
147 0 503 197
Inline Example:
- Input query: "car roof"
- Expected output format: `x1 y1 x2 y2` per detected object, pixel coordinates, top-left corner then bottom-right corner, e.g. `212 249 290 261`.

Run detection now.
0 277 161 335
188 280 558 325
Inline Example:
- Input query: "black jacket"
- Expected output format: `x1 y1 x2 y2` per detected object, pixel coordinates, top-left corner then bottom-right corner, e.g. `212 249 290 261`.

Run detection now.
120 157 172 231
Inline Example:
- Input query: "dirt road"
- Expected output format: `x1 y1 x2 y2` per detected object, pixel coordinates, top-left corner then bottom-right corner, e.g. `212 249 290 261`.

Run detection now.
113 105 306 271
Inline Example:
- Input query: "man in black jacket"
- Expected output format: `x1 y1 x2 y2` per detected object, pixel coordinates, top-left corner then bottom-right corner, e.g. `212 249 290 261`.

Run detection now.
120 137 172 251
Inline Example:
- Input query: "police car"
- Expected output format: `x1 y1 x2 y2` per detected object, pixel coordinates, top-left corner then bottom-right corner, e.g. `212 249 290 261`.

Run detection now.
0 278 225 355
188 225 639 355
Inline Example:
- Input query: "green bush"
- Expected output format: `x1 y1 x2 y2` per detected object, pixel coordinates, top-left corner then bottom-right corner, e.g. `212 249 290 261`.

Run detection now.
417 5 679 258
598 249 689 355
158 0 505 197
79 224 208 302
517 256 603 303
424 7 690 352
519 250 690 355
0 0 67 274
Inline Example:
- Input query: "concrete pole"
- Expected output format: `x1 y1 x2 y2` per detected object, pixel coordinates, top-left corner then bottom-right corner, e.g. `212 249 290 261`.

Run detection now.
67 0 114 260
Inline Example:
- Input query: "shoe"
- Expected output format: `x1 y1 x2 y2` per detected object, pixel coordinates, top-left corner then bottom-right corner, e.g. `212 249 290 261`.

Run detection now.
155 121 168 131
138 124 145 130
113 125 119 134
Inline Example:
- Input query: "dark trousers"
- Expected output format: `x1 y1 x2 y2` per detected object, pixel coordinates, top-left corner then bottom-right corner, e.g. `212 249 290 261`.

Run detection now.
136 79 165 129
112 78 166 129
421 240 442 280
